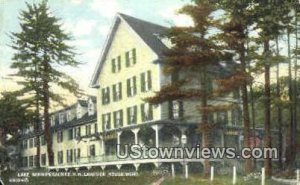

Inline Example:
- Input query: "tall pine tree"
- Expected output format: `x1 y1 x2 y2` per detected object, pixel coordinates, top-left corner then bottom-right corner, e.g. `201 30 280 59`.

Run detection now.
10 1 81 166
147 0 234 176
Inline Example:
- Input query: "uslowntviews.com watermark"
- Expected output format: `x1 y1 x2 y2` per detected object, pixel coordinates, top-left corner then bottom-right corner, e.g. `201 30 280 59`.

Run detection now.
116 145 278 160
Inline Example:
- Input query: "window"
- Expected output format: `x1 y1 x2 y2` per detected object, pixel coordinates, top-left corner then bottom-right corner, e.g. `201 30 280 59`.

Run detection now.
77 105 82 119
125 48 136 67
88 101 95 115
102 87 110 105
68 129 73 140
75 127 81 138
86 125 91 136
102 113 111 131
231 108 240 126
29 156 34 167
66 111 72 122
22 157 28 168
113 110 123 128
57 151 63 164
41 154 46 166
94 123 98 133
29 138 34 148
57 131 63 143
67 150 73 163
73 148 80 162
127 106 137 125
41 121 45 130
34 137 37 147
169 101 183 119
23 140 28 149
127 76 137 97
112 56 121 73
50 116 55 126
217 111 228 125
74 148 80 162
89 145 95 157
141 103 153 122
141 70 152 92
113 82 122 101
59 113 65 124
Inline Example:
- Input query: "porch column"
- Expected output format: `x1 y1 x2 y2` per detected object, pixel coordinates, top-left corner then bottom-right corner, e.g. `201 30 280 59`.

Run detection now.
100 136 105 155
151 125 162 148
179 126 187 147
221 131 225 147
132 128 140 144
117 131 122 153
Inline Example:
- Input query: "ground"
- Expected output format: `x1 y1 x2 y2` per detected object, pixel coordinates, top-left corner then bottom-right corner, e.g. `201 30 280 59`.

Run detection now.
0 170 286 185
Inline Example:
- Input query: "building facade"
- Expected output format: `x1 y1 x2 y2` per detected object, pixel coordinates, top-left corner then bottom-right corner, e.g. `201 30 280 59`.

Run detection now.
19 13 250 171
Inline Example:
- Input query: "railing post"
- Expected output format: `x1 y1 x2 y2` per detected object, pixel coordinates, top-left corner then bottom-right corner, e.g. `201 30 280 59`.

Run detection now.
184 163 188 179
297 169 299 185
210 166 214 182
261 167 265 185
171 163 175 178
233 166 236 185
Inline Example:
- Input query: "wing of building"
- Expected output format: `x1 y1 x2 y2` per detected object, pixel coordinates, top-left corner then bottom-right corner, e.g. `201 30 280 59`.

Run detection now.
18 13 256 171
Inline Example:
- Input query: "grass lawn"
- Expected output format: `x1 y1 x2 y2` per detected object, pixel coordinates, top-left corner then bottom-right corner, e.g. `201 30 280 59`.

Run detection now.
162 175 283 185
1 170 159 185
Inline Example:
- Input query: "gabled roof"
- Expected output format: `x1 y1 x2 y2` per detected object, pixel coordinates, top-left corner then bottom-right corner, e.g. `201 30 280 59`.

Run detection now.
90 13 168 88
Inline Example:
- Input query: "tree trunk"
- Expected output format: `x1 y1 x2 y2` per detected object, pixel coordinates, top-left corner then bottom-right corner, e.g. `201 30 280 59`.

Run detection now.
276 38 283 169
42 59 54 166
263 39 272 177
287 29 296 168
34 63 40 168
34 97 40 168
293 13 298 165
240 45 252 174
200 70 210 177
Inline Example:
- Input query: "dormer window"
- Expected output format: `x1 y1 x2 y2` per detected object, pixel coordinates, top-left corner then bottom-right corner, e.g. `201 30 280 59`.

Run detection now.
59 113 65 124
77 105 82 119
88 100 94 116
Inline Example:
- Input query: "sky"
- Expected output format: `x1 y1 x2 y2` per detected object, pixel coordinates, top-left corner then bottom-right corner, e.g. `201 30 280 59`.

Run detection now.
0 0 192 105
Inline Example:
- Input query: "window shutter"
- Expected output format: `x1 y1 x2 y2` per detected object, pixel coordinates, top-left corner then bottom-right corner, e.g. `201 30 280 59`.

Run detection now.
179 101 184 119
102 115 105 131
119 82 122 99
132 48 136 64
113 111 116 128
108 113 111 129
112 59 116 73
141 73 145 92
126 51 130 67
141 104 145 122
224 111 228 125
113 84 116 101
107 87 110 103
147 70 152 90
101 89 105 105
133 76 137 95
127 79 130 97
127 107 130 125
117 56 121 71
168 101 173 119
134 106 137 124
120 110 123 127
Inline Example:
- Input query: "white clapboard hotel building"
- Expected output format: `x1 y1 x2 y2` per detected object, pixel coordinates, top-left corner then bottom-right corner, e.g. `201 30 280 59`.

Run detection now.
19 13 246 172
